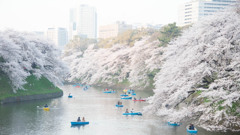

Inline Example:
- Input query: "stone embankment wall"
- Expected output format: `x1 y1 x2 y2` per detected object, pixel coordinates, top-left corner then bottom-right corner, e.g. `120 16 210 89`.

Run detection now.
0 91 63 104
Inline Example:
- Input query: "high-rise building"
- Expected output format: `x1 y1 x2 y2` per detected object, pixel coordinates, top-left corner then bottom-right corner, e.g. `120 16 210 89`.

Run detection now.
69 8 77 41
69 5 97 40
178 0 236 26
47 28 68 50
99 21 132 39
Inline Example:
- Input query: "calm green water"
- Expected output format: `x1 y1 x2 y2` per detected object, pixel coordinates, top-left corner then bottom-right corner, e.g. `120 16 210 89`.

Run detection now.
0 85 239 135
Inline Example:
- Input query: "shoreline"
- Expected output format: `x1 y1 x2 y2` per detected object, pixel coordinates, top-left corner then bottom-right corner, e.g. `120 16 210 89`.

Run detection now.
0 91 63 104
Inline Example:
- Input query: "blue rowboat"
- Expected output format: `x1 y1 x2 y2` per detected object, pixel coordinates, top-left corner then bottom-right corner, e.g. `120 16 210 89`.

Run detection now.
123 112 142 115
168 122 180 126
186 126 198 134
68 95 73 98
120 94 128 96
121 97 132 99
131 93 136 95
71 121 89 126
103 91 116 93
116 105 123 107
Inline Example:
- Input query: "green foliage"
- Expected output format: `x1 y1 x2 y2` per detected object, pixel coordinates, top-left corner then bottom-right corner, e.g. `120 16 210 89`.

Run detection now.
0 57 5 62
226 102 240 116
119 79 130 85
158 22 181 47
0 72 62 101
147 69 160 79
66 23 182 50
217 100 225 105
196 90 203 95
204 97 211 103
145 69 160 89
196 74 217 89
97 28 157 48
218 106 224 111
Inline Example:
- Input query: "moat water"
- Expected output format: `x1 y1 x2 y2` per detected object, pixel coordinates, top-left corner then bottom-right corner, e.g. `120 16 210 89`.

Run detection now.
0 85 239 135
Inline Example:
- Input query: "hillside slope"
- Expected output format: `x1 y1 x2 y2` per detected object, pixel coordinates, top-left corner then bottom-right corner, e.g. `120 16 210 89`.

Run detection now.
0 71 62 102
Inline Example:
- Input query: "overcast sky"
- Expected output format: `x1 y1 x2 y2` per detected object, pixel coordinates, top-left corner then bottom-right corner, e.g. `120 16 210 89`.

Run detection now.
0 0 190 32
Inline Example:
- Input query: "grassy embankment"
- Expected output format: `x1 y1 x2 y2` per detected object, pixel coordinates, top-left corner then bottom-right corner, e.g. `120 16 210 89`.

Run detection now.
0 72 62 101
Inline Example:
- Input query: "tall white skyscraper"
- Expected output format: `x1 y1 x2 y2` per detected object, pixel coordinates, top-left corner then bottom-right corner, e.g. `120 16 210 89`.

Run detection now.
47 28 68 50
69 5 97 40
178 0 236 26
69 8 77 41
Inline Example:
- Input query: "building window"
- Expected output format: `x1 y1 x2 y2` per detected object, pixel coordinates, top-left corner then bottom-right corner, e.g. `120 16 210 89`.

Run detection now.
204 7 224 9
212 0 236 3
185 8 192 10
204 3 229 6
185 11 192 14
204 10 216 12
185 18 192 20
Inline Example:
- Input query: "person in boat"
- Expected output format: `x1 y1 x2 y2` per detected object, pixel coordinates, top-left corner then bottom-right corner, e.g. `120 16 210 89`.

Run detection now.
189 123 194 130
69 93 71 96
117 101 120 105
131 108 134 113
82 117 85 122
139 97 142 100
120 102 122 105
134 97 136 100
125 108 129 113
44 104 48 108
77 117 81 122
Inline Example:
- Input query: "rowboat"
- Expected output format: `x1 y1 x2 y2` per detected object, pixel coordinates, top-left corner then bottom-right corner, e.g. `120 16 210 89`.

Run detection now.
186 125 198 134
123 112 142 115
133 99 146 101
121 97 132 99
43 107 50 111
168 121 180 126
71 121 89 126
103 91 116 93
116 104 124 107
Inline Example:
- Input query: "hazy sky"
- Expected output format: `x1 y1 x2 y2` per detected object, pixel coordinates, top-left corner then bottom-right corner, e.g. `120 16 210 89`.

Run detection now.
0 0 190 32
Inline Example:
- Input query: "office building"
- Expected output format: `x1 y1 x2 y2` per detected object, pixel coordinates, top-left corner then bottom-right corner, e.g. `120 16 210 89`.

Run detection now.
99 22 132 39
47 28 68 50
69 5 97 40
178 0 236 26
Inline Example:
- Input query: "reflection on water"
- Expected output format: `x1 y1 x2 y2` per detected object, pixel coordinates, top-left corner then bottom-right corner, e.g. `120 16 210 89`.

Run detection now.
0 85 239 135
